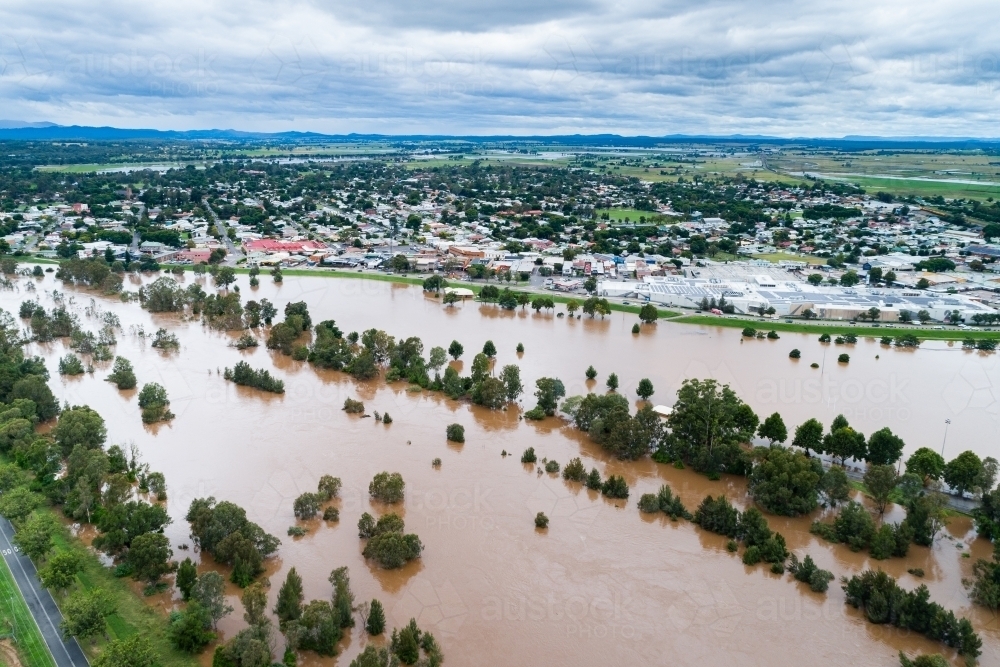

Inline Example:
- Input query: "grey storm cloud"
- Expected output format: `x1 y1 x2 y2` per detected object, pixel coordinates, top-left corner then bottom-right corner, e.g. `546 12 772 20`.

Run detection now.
0 0 998 135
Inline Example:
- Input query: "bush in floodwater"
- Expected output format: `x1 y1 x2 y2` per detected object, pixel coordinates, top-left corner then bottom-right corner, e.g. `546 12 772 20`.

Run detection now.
534 512 549 529
446 423 465 443
544 460 559 473
150 328 180 350
106 356 136 389
601 475 628 499
819 333 831 343
323 507 339 522
562 457 586 482
224 361 284 394
343 398 365 414
293 492 322 519
368 472 405 503
138 383 172 423
58 354 84 375
287 526 306 537
789 349 801 359
521 447 537 463
838 353 850 363
585 468 602 490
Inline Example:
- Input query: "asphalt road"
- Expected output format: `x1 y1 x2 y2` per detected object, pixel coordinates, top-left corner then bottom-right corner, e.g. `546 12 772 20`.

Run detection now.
0 518 89 667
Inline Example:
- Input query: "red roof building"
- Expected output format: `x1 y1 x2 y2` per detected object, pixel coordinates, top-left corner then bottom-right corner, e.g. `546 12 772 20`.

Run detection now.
243 239 328 254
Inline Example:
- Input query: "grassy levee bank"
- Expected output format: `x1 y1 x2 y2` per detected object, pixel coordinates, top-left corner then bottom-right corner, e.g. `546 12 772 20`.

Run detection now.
0 555 55 667
672 314 1000 341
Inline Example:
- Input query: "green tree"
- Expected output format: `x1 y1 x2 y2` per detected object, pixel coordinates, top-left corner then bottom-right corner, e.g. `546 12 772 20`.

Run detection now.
638 303 658 324
274 567 304 630
93 635 157 667
531 377 566 417
0 486 42 523
169 601 215 653
482 340 496 358
585 366 597 380
52 406 107 456
866 427 905 466
757 412 788 444
14 512 54 561
11 375 59 421
748 446 822 516
366 599 385 635
38 551 82 593
192 571 233 627
945 451 984 496
864 465 900 518
820 466 851 507
127 532 172 584
807 273 823 286
606 373 619 391
369 472 406 503
106 356 137 390
447 340 463 360
499 364 523 401
792 419 823 456
176 558 197 601
823 420 867 466
636 378 654 401
239 582 268 628
662 379 758 475
61 589 114 642
214 266 237 290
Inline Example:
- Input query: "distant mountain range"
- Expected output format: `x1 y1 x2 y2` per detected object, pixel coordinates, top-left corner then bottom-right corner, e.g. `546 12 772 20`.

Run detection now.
0 123 998 148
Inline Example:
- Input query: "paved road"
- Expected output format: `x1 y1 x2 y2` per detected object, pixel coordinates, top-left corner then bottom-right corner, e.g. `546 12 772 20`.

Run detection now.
0 518 89 667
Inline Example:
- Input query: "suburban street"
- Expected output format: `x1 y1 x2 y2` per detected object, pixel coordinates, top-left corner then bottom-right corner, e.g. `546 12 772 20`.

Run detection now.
0 518 89 667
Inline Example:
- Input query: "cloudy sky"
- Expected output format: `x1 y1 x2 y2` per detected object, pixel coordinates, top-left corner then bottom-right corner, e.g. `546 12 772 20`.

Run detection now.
1 0 998 136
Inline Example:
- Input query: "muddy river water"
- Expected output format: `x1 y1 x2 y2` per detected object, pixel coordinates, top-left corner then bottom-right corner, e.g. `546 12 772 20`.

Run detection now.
4 270 999 666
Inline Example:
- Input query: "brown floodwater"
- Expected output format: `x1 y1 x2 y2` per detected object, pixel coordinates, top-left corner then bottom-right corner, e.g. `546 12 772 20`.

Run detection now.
5 269 999 666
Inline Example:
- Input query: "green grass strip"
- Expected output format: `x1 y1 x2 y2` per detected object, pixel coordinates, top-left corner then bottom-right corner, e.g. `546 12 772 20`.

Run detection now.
0 553 56 667
672 314 1000 341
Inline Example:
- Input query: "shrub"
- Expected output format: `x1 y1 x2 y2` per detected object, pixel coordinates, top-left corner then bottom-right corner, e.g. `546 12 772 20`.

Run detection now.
544 460 559 473
233 333 258 350
58 354 85 375
789 349 801 359
585 366 597 380
343 398 365 414
656 484 691 520
318 476 342 500
631 323 640 334
767 330 779 339
138 383 172 423
601 475 629 499
534 512 549 528
293 493 322 519
562 457 586 482
521 447 537 463
838 353 850 363
287 526 306 537
322 507 339 522
369 472 405 503
431 458 441 467
585 468 602 490
638 494 660 513
106 356 136 389
382 413 393 424
742 327 757 337
788 554 834 593
362 532 423 569
819 333 831 343
223 361 284 393
446 423 465 442
693 495 739 537
150 328 180 350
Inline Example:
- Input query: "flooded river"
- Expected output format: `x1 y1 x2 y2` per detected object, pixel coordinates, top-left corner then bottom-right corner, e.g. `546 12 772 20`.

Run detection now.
5 269 999 666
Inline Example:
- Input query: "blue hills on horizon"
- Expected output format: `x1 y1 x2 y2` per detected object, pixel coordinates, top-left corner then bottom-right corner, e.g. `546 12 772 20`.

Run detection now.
0 122 998 148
